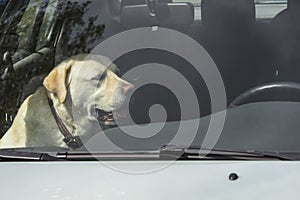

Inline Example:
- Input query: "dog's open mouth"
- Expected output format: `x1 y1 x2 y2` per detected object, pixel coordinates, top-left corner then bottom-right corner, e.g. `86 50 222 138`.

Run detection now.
97 110 116 126
97 107 128 126
97 110 115 126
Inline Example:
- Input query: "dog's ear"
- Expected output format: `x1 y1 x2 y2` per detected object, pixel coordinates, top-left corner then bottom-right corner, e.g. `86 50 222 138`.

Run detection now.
43 60 73 104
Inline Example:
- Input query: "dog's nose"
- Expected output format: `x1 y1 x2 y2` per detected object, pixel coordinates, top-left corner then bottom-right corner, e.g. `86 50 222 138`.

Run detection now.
123 83 135 94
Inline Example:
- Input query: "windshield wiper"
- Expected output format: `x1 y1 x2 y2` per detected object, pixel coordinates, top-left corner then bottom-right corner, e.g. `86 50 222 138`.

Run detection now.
0 148 160 161
0 147 69 161
0 150 58 161
0 145 296 161
159 145 295 161
55 146 294 161
56 151 160 161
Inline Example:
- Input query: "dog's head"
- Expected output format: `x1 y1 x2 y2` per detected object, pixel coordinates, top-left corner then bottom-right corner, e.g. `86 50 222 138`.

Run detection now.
43 54 134 126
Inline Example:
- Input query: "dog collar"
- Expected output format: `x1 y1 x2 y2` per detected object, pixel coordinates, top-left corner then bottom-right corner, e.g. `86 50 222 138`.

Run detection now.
47 97 83 149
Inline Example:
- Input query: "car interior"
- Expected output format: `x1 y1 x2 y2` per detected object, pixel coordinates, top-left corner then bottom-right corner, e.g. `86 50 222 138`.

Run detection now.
0 0 299 137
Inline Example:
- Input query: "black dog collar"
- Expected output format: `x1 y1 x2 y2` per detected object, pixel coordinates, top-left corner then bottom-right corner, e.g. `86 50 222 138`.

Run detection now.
47 97 83 149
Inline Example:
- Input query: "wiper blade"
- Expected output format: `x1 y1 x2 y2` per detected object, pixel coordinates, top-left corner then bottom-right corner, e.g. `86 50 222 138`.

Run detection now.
159 145 294 160
0 149 58 161
0 148 159 161
56 151 160 161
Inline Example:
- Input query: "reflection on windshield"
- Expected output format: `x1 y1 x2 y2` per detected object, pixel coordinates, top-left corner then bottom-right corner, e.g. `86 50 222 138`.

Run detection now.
0 0 105 137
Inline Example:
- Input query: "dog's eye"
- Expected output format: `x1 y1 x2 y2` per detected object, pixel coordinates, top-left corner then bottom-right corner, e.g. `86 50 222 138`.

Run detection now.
93 71 107 82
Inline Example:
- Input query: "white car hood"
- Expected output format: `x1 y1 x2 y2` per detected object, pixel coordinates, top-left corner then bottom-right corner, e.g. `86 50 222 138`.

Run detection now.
0 161 299 200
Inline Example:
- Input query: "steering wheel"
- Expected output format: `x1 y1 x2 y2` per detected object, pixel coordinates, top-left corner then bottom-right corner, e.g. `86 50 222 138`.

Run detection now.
229 82 300 108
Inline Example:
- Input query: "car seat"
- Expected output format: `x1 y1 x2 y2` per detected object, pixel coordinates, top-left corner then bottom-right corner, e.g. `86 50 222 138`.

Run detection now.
271 0 300 82
201 0 257 102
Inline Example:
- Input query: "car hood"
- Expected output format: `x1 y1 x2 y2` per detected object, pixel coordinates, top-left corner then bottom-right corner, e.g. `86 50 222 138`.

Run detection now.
0 161 299 199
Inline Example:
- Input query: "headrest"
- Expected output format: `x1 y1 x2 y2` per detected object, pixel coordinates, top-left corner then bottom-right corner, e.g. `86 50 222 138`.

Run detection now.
108 0 172 17
201 0 255 32
121 2 194 28
121 0 148 7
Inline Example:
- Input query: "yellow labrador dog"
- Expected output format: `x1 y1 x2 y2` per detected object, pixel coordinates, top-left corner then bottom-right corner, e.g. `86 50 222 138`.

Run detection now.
0 54 134 149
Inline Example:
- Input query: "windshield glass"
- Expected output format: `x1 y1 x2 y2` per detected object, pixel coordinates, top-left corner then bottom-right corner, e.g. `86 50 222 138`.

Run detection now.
1 0 299 156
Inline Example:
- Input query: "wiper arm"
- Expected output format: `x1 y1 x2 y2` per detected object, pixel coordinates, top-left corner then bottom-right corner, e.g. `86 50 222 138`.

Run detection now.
159 145 294 160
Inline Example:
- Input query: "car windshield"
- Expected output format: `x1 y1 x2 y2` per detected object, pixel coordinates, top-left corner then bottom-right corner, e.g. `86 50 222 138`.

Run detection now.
0 0 299 157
